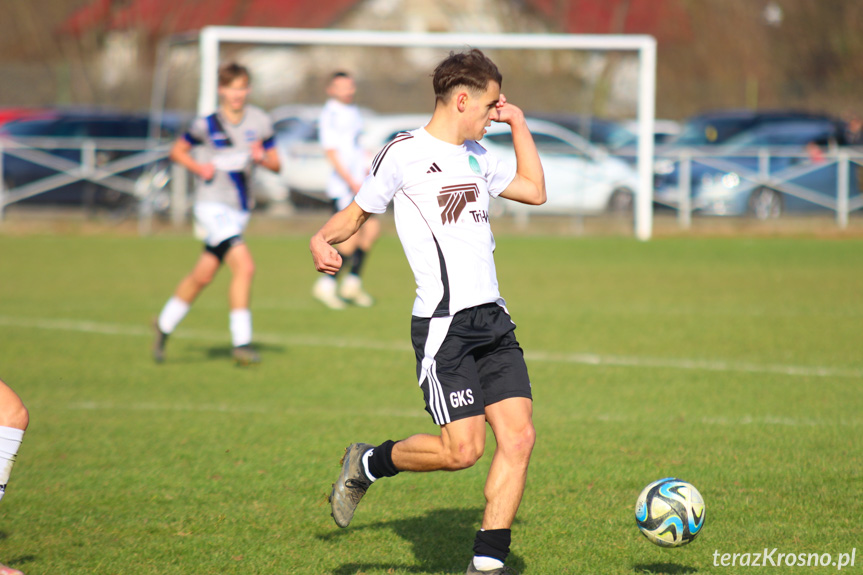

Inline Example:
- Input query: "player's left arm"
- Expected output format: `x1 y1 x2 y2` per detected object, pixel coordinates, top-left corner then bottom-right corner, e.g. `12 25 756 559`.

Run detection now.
252 137 281 173
310 201 371 275
496 96 546 205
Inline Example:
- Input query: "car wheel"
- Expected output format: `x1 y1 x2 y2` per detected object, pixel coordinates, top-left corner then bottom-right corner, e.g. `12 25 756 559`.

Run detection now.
749 187 782 220
607 188 634 214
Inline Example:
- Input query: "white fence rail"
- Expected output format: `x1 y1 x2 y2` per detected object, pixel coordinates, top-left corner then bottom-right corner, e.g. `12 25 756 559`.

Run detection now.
649 147 863 228
0 136 180 233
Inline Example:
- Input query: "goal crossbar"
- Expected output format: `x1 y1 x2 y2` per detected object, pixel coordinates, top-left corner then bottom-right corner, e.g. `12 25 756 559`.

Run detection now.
196 26 656 239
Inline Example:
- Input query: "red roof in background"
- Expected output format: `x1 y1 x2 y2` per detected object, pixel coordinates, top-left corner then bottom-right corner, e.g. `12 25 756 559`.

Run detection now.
527 0 691 42
60 0 691 42
60 0 362 35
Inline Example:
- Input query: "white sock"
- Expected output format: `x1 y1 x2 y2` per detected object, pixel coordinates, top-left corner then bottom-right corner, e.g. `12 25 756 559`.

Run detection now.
158 297 190 334
0 426 25 503
230 309 252 347
472 556 505 571
361 448 378 482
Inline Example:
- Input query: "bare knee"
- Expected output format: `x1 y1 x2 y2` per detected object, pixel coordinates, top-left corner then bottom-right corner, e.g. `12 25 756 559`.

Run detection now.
500 424 536 463
444 442 484 471
1 401 29 431
189 267 217 288
235 259 255 282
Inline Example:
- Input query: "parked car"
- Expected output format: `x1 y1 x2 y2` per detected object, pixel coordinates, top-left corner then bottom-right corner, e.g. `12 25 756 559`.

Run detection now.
664 109 840 148
482 118 640 215
619 119 682 146
653 119 859 219
528 112 635 150
0 107 47 128
0 109 188 212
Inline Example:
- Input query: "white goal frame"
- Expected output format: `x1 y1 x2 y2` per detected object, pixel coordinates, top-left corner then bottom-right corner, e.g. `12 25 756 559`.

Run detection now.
195 26 657 240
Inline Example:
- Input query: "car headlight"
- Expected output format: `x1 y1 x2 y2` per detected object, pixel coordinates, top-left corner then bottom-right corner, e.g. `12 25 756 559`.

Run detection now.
653 159 675 175
721 172 740 188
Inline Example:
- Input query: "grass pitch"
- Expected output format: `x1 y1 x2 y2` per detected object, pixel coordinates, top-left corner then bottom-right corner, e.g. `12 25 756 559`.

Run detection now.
0 223 860 574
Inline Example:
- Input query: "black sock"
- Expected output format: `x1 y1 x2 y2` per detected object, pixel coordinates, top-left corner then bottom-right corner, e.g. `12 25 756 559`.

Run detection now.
366 439 400 480
473 528 511 564
350 248 367 276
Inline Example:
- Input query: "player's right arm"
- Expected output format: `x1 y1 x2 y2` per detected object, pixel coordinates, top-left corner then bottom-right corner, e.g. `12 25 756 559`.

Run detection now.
496 96 546 206
170 137 215 181
324 148 361 194
310 201 371 274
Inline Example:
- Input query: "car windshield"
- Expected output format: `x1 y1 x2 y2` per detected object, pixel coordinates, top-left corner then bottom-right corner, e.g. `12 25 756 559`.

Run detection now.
723 122 836 148
671 117 756 146
486 131 589 158
274 117 318 143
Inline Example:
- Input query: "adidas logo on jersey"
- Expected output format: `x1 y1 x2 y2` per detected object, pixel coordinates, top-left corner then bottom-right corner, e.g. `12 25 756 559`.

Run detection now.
437 183 480 224
427 162 442 173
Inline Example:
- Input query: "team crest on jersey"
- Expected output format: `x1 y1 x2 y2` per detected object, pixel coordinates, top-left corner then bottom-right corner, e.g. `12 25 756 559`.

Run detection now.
469 155 481 175
438 183 480 224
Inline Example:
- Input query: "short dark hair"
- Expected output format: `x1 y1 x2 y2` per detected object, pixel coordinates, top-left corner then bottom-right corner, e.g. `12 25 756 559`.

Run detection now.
432 48 502 102
217 62 250 87
331 71 351 80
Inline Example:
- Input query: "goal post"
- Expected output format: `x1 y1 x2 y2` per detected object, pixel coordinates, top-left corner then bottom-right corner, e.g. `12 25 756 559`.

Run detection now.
195 26 656 240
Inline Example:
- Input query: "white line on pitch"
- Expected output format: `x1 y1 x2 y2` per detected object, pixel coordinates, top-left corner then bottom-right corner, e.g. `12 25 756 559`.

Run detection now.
53 401 859 428
1 315 862 379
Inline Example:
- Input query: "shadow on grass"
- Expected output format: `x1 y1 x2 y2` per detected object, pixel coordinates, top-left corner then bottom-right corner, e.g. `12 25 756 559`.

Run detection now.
0 531 34 570
319 507 525 574
633 563 697 574
203 341 285 359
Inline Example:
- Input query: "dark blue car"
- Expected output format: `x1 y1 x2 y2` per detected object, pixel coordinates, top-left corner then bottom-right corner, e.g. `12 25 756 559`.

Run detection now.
653 116 860 219
0 110 185 211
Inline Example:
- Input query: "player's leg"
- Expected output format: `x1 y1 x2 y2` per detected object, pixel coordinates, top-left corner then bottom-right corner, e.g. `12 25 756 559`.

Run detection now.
462 399 534 575
481 399 535 529
339 216 378 307
223 241 259 364
0 380 27 575
390 413 486 471
0 379 28 503
153 250 221 362
330 311 488 527
329 414 487 528
467 306 535 574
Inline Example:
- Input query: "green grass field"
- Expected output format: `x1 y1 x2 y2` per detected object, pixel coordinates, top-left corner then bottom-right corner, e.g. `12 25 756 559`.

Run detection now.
0 224 860 574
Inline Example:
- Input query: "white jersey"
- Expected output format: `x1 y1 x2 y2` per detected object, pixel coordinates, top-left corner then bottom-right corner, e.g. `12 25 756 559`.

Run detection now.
355 127 516 318
319 98 366 201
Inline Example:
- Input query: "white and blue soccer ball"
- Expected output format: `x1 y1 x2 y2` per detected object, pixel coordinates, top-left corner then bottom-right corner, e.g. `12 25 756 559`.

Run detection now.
635 477 706 547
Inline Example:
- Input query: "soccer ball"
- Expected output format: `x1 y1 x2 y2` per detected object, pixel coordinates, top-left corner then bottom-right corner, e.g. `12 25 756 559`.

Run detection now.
635 477 705 547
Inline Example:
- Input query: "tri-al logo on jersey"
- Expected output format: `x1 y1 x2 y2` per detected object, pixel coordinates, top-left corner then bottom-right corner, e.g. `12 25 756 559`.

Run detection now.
438 183 487 224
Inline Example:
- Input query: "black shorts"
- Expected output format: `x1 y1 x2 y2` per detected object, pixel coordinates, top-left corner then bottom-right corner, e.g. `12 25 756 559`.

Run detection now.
410 303 532 425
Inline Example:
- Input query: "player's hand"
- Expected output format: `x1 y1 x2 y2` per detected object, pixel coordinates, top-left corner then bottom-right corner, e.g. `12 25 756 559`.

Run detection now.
198 163 216 181
493 94 525 126
310 235 343 275
250 141 265 164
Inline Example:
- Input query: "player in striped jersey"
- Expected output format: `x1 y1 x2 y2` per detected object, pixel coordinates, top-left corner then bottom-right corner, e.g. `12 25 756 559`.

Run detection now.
311 49 546 575
152 63 280 365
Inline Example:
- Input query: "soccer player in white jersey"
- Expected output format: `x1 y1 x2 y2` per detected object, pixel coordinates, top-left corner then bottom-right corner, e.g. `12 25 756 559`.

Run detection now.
310 49 546 575
153 62 280 365
312 72 380 309
0 377 29 575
